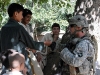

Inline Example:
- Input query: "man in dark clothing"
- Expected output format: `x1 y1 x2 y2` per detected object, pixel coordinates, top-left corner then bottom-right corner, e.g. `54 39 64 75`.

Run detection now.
0 3 51 75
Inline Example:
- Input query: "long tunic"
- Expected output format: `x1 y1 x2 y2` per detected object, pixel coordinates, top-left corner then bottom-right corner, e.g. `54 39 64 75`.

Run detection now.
1 18 44 75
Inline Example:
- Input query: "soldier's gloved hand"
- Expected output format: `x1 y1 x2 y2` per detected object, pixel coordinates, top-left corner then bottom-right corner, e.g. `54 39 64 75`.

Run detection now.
48 42 56 51
65 43 75 49
65 43 71 49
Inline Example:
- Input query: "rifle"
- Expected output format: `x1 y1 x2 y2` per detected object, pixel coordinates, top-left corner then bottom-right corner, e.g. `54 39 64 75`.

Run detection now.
60 29 77 75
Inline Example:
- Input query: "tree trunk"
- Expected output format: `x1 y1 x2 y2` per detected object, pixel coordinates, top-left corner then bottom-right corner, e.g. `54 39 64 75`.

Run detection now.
74 0 100 41
74 0 100 74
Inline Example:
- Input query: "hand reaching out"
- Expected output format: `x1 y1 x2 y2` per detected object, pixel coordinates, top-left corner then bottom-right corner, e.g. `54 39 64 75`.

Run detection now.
22 67 27 75
44 40 52 46
25 47 36 53
36 52 42 62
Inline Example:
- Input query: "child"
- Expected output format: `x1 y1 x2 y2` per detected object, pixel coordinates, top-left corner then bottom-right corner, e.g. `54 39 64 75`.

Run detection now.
3 51 26 75
1 3 51 75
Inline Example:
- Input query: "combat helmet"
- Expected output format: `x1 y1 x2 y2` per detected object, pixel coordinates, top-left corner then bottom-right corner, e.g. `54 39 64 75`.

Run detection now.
68 15 88 28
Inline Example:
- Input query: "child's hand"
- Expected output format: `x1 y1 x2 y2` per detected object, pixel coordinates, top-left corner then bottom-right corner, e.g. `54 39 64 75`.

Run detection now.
44 40 52 46
22 67 27 75
36 52 42 62
25 47 36 53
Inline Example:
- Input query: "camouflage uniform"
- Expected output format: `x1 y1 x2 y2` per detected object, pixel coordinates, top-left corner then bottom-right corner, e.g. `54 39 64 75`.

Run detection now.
57 27 71 75
60 37 94 75
60 15 95 75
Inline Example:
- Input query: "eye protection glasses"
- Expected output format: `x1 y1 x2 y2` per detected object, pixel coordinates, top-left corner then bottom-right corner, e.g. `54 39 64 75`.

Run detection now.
69 24 77 28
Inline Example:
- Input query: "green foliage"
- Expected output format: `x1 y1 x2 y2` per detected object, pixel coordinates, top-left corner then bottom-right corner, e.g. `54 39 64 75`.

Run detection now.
29 0 76 33
0 0 9 27
0 0 76 32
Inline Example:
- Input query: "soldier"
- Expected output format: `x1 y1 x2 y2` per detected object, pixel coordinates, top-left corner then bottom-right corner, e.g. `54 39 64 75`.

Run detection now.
60 15 95 75
58 26 71 75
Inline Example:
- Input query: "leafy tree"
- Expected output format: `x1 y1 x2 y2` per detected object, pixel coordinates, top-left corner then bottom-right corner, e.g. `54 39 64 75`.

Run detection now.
0 0 76 33
26 0 76 34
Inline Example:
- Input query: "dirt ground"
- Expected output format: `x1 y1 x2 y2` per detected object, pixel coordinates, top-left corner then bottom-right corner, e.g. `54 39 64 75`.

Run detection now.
0 62 100 75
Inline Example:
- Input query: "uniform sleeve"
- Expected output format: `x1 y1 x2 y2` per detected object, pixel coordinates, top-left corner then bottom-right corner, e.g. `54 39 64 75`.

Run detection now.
19 26 44 51
54 39 61 52
60 40 91 67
